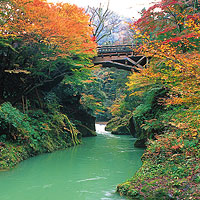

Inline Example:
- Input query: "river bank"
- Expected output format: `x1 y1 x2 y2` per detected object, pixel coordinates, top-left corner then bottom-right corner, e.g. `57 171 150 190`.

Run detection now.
0 98 96 170
117 133 200 199
0 128 76 170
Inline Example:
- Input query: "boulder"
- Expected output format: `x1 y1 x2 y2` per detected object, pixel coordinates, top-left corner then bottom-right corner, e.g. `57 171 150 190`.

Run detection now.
105 115 131 135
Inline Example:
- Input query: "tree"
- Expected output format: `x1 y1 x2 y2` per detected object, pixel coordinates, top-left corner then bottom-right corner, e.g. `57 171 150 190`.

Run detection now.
0 0 97 103
86 1 121 44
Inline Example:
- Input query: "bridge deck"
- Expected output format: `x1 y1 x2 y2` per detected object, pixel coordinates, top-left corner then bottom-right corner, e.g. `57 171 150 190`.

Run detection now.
94 45 148 71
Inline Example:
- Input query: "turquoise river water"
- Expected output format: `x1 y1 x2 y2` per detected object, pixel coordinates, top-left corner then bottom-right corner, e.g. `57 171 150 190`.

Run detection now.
0 124 144 200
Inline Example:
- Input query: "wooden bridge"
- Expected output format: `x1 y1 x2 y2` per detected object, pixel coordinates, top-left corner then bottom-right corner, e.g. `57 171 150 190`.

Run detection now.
93 45 148 72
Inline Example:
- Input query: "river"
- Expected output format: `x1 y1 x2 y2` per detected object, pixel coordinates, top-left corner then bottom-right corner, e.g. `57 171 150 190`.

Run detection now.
0 124 144 200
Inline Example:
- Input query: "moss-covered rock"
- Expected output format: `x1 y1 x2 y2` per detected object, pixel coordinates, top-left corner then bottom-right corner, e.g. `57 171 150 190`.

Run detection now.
54 84 96 137
105 117 119 131
105 115 132 135
111 125 130 135
128 87 168 147
0 102 81 170
76 123 97 137
0 128 76 170
72 111 96 137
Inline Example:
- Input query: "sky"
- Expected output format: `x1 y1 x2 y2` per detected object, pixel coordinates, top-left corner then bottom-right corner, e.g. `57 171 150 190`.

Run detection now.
47 0 158 19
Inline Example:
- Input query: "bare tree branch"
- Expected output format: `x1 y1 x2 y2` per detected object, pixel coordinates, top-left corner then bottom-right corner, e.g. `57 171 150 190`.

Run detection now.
86 1 121 44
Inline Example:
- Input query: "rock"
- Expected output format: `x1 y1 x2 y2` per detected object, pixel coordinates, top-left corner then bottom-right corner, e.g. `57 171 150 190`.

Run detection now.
129 116 140 137
134 138 147 148
111 125 130 135
105 115 131 135
72 108 96 137
105 117 120 131
54 84 96 137
76 123 97 137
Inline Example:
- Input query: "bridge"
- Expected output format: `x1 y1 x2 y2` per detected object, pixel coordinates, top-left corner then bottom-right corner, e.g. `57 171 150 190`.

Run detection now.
93 45 148 72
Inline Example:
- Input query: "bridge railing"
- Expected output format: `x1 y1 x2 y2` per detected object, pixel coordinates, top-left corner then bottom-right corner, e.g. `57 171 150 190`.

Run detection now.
97 45 136 54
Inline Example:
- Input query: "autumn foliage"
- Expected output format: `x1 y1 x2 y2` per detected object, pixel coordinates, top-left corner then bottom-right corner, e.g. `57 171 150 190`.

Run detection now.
128 0 200 105
1 0 96 55
0 0 97 102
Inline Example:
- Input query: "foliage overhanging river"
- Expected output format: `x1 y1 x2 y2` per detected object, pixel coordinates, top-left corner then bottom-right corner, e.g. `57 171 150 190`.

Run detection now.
0 124 144 200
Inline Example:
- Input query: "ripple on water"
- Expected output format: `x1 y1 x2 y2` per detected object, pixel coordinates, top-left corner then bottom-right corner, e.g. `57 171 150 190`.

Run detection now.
77 176 107 183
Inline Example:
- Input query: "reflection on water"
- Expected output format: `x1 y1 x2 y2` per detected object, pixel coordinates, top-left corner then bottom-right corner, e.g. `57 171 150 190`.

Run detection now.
0 124 144 200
